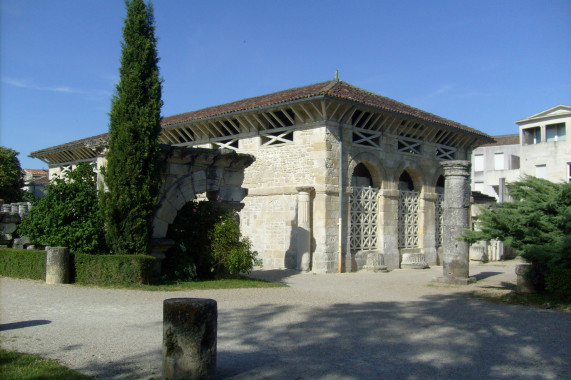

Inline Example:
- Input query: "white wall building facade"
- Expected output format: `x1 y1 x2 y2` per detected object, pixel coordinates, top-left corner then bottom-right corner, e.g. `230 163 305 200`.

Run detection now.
471 105 571 200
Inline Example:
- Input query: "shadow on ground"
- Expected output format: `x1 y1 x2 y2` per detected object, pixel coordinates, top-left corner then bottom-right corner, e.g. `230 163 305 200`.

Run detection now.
0 320 51 331
215 293 570 379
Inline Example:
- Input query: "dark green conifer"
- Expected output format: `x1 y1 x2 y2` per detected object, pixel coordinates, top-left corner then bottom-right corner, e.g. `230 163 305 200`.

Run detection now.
101 0 163 254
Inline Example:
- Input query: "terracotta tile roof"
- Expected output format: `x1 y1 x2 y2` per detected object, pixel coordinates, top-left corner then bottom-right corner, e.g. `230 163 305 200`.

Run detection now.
31 80 492 156
481 134 520 147
24 169 49 175
162 80 489 138
31 133 110 156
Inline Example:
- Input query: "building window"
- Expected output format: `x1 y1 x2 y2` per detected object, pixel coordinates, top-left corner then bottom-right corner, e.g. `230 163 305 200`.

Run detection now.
474 154 484 172
494 153 505 170
510 155 520 169
568 163 571 182
536 164 546 179
546 123 566 142
523 127 541 144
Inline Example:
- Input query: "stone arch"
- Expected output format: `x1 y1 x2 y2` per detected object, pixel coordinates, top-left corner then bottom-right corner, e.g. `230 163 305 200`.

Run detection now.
151 147 254 240
393 162 424 192
347 152 384 188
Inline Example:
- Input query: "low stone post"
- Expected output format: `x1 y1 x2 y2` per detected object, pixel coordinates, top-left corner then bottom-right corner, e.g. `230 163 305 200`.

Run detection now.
434 161 476 285
515 263 535 294
163 298 217 380
45 247 69 284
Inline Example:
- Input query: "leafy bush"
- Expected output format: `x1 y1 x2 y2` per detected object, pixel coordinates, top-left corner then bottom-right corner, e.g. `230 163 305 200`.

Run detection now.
211 214 258 277
164 200 258 281
462 176 571 295
17 162 106 255
0 248 46 280
545 266 571 301
74 254 155 285
0 146 25 203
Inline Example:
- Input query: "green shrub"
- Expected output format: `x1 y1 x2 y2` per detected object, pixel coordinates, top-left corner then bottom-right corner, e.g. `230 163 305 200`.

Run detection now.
0 248 46 280
545 265 571 301
211 214 258 277
462 176 571 293
17 162 106 255
74 254 155 285
164 200 259 281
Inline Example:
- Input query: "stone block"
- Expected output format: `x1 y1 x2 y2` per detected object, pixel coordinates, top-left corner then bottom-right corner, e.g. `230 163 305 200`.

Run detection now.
152 219 169 239
46 247 69 284
156 200 177 225
0 223 17 234
515 263 535 294
169 163 191 176
163 298 217 380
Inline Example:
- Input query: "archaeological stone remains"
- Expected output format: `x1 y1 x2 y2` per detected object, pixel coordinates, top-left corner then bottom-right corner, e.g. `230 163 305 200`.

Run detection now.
31 79 493 273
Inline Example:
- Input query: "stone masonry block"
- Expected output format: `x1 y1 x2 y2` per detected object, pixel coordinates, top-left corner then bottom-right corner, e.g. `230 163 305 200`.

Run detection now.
153 219 169 238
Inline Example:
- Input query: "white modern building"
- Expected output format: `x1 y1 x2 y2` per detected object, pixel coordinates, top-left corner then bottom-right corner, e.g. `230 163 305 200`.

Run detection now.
471 105 571 200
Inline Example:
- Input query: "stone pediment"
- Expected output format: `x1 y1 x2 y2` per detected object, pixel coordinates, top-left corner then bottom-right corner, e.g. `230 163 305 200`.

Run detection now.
516 105 571 124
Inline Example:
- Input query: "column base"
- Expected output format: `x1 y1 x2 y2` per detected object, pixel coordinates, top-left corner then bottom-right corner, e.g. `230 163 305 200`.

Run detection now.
432 276 476 285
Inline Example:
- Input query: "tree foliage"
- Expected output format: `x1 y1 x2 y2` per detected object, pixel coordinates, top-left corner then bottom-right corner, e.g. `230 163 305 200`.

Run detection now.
462 176 571 297
17 162 106 254
163 201 259 281
0 146 25 203
100 0 163 255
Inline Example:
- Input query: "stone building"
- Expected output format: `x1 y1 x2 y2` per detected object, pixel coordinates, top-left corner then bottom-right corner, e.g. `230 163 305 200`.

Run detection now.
23 169 49 198
31 79 493 273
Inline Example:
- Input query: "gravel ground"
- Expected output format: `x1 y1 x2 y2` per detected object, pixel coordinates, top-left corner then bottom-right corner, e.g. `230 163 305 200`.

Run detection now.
1 260 570 379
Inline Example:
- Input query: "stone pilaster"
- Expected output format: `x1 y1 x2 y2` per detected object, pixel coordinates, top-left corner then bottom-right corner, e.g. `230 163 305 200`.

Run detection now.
296 187 314 271
378 188 400 270
434 160 476 285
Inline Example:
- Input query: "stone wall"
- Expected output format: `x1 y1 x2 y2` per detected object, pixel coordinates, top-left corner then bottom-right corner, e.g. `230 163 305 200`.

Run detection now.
0 202 32 248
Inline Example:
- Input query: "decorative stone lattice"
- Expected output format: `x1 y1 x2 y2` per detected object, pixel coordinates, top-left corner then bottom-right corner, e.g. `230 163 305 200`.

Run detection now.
349 186 379 254
398 190 420 248
435 192 444 247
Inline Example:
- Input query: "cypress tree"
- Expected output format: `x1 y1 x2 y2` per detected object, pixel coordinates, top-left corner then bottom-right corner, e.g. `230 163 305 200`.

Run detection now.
101 0 163 254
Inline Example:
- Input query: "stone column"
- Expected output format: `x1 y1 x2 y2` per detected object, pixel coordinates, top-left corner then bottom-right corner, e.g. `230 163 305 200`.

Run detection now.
434 161 476 285
163 298 217 380
296 187 313 271
45 247 69 284
378 189 400 270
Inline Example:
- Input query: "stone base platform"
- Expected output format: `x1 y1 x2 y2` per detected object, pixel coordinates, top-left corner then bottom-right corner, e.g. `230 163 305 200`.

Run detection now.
432 276 477 285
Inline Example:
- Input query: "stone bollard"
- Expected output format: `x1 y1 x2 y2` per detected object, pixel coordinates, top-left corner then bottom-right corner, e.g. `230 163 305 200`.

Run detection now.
45 247 70 284
163 298 217 380
515 263 535 294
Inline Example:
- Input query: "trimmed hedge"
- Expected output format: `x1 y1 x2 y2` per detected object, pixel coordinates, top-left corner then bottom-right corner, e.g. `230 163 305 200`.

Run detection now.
74 254 155 286
0 248 46 280
0 248 155 286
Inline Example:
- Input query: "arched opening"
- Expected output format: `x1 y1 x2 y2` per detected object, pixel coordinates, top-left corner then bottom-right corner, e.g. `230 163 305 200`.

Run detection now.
398 170 420 250
398 171 415 191
351 163 373 187
349 163 380 258
435 175 445 250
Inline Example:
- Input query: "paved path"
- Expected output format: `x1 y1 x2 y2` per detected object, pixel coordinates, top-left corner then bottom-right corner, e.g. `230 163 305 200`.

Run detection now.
1 260 570 379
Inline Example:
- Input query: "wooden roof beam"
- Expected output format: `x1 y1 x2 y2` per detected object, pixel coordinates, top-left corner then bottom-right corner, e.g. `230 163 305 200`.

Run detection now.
289 105 306 124
269 111 287 128
253 114 267 130
208 121 226 137
238 114 257 132
281 108 296 125
299 103 315 121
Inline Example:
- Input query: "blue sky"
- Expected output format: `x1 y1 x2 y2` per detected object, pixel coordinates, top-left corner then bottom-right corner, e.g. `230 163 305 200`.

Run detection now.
2 0 570 169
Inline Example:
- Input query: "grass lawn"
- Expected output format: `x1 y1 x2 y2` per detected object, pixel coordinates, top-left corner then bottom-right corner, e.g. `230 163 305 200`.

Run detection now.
75 275 287 291
0 349 92 380
471 291 571 311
